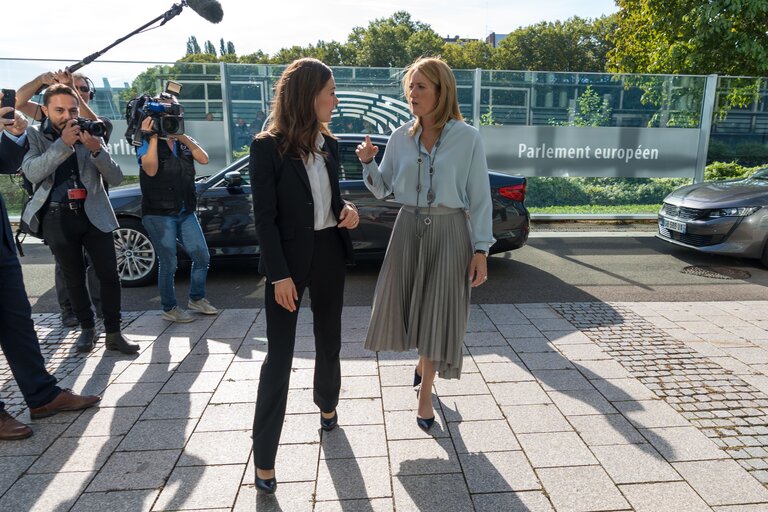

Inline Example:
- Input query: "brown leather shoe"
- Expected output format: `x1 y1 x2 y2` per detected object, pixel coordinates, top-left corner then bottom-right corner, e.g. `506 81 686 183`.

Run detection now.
29 389 101 420
0 410 33 440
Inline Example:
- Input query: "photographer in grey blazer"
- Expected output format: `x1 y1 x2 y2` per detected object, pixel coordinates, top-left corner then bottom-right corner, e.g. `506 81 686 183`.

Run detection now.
22 84 138 355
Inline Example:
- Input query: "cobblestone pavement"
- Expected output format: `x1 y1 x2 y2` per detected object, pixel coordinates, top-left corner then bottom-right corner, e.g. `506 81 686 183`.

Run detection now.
2 302 768 511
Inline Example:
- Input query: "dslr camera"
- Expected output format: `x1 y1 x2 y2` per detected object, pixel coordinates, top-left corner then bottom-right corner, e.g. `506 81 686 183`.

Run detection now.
125 80 185 146
75 117 108 138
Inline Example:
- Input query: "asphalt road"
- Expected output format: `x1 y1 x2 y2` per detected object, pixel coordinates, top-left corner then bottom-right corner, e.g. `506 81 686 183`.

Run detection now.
18 231 768 314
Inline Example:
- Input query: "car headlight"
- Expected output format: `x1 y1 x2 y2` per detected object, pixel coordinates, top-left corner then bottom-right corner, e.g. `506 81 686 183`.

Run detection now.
709 206 761 218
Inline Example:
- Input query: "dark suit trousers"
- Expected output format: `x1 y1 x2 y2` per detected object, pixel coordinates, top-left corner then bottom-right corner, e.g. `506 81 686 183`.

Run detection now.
43 207 121 333
252 228 346 470
0 252 60 410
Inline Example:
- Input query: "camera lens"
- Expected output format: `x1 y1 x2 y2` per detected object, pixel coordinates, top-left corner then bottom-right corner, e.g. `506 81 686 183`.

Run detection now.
162 117 181 134
89 122 107 138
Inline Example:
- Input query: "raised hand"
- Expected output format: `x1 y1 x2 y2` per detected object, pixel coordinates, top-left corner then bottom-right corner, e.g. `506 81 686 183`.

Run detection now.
355 134 379 164
0 107 28 136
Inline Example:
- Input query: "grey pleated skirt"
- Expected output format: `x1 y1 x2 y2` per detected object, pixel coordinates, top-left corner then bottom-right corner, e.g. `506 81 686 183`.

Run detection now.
365 205 473 379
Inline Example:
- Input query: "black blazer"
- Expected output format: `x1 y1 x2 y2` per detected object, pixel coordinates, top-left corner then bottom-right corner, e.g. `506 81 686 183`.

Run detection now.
249 133 354 283
0 133 28 258
0 132 27 174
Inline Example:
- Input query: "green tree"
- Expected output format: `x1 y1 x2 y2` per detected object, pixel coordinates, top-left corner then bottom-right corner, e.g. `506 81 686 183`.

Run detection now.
186 36 201 55
179 53 220 63
271 45 315 64
219 38 227 56
494 16 614 71
204 40 216 55
348 11 443 67
609 0 768 75
561 85 613 127
227 41 236 55
314 40 356 66
239 51 270 64
441 40 494 69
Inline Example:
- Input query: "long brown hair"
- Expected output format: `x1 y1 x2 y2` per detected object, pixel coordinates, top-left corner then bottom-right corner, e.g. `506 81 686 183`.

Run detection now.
258 58 334 158
403 57 463 136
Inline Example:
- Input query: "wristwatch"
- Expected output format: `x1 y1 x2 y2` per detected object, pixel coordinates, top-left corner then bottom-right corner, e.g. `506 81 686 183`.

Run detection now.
90 150 102 158
474 250 487 255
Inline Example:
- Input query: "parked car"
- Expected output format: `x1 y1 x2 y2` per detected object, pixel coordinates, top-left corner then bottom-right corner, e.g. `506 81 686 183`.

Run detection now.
657 167 768 266
110 134 530 286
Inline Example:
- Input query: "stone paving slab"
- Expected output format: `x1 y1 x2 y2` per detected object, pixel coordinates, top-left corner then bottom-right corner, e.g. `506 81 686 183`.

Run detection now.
3 302 768 510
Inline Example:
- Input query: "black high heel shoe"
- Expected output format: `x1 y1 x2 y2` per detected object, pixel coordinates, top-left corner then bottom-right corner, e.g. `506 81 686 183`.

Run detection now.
413 368 422 387
416 416 435 431
255 474 277 494
320 411 338 432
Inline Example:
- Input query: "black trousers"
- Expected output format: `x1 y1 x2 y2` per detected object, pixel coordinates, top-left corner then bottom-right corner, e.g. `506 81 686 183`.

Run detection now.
252 228 346 470
43 205 121 333
54 252 101 316
0 253 60 409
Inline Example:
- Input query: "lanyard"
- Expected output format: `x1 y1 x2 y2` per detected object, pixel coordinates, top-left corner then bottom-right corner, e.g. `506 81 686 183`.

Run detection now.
415 130 443 232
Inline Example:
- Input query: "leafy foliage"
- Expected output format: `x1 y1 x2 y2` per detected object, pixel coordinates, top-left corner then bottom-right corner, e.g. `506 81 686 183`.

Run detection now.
551 85 613 127
526 176 690 208
348 11 443 67
704 162 764 181
494 16 616 71
609 0 768 75
169 12 615 69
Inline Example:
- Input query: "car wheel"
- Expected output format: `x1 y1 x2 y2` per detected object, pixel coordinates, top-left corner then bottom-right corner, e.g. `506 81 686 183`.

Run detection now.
114 218 158 287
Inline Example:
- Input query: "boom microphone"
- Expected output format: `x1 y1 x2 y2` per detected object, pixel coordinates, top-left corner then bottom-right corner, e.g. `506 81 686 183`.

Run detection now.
67 0 223 73
186 0 224 23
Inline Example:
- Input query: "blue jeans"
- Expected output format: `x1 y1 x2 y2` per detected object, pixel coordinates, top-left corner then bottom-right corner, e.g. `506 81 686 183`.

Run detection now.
142 211 211 312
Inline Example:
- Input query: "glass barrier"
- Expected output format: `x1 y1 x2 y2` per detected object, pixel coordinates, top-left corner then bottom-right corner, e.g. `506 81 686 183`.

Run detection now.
0 59 762 215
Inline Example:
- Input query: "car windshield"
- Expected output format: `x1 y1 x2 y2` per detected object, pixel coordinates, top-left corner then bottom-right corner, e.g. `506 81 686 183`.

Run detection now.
751 168 768 179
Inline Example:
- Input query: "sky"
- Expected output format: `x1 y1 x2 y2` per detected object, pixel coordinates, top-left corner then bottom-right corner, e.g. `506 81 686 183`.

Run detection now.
0 0 618 85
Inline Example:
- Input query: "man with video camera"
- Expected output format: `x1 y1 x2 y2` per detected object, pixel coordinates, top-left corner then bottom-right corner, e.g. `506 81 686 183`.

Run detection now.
17 70 106 328
0 94 100 440
133 86 218 322
21 84 139 354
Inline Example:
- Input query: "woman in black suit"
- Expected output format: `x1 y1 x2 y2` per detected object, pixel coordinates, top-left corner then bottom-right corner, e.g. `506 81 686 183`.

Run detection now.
249 58 359 494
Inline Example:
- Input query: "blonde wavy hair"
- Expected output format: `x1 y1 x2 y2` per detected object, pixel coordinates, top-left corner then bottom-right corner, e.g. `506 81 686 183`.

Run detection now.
403 57 463 136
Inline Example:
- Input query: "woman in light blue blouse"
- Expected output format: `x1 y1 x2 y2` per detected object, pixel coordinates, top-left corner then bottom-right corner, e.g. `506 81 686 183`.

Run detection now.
356 57 493 431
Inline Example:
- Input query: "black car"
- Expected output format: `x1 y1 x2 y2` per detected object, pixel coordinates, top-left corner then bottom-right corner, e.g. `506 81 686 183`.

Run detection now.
109 134 530 286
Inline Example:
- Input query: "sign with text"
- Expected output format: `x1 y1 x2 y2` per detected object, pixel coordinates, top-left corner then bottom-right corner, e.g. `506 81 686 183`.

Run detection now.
481 126 701 178
104 120 229 176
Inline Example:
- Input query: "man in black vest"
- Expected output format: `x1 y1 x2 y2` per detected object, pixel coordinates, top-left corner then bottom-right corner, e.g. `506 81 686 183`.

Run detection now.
137 110 218 322
0 99 100 440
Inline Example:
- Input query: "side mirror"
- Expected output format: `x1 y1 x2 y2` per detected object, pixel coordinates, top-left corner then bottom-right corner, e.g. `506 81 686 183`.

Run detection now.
224 170 242 188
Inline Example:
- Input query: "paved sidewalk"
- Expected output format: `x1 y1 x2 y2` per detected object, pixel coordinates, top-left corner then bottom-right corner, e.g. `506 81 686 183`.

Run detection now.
2 302 768 511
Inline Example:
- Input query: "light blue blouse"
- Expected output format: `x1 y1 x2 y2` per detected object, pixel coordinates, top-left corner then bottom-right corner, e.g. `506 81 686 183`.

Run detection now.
362 119 495 252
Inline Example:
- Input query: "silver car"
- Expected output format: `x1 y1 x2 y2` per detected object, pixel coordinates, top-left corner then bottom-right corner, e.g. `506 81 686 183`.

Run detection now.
657 168 768 266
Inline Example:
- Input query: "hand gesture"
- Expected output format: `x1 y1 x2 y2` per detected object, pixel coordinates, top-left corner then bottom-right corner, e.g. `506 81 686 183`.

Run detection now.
337 202 359 230
61 119 80 146
355 135 379 164
0 107 28 136
274 278 298 312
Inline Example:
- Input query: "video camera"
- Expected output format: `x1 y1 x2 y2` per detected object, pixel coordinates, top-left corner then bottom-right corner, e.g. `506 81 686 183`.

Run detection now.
125 80 184 146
